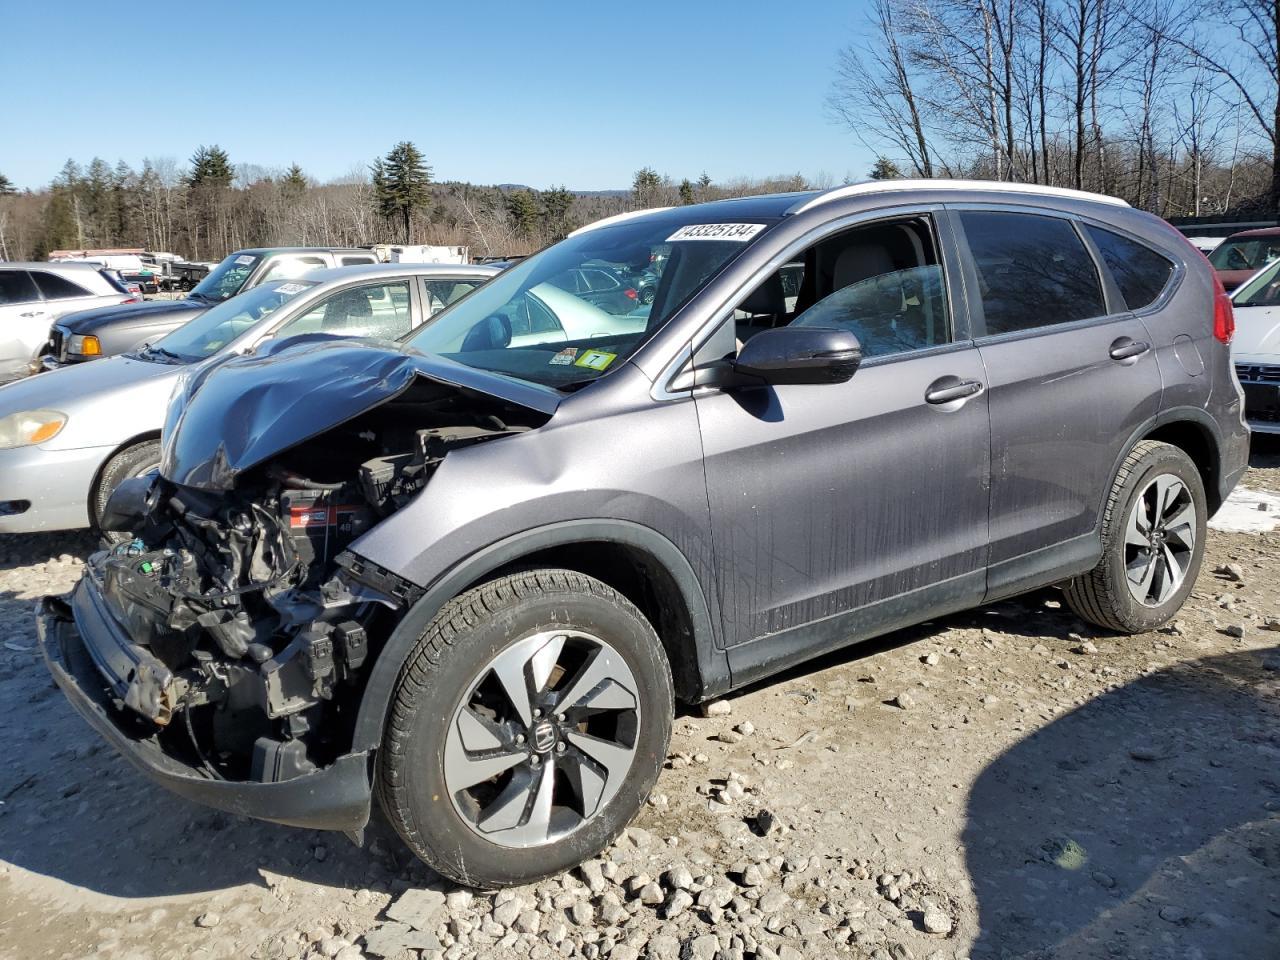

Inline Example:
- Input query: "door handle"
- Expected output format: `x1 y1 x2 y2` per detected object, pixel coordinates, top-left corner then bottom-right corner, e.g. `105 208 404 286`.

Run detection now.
1109 337 1150 362
925 376 985 405
19 311 46 318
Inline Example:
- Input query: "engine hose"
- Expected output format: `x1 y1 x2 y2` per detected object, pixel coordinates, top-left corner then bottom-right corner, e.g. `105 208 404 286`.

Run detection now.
184 706 225 781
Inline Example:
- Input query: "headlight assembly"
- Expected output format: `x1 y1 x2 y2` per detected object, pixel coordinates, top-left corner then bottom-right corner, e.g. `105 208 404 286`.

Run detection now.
0 410 68 449
68 334 102 356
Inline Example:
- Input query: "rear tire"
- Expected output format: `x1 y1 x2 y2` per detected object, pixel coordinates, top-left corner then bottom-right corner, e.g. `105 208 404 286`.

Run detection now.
376 568 673 888
92 440 161 542
1064 440 1206 633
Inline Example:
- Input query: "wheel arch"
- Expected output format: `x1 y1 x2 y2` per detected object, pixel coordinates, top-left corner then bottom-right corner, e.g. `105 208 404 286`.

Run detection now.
1130 408 1224 514
86 430 163 526
350 519 729 754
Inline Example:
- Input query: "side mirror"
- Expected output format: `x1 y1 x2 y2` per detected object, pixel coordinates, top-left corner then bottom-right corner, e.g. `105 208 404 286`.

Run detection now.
732 326 861 385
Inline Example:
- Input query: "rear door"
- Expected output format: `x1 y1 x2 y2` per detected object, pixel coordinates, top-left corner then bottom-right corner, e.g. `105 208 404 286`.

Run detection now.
952 207 1163 599
0 270 47 381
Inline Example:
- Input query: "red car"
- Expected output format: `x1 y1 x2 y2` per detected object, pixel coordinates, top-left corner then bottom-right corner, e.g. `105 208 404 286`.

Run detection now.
1206 225 1280 290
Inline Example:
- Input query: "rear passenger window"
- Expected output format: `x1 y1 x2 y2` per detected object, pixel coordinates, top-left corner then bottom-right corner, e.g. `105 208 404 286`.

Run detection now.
341 256 375 266
959 211 1106 336
31 271 91 300
1084 225 1175 311
0 271 39 305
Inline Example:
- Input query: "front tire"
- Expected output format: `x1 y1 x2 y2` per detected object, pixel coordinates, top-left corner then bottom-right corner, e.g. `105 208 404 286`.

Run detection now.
92 440 161 542
376 569 673 888
1064 440 1207 633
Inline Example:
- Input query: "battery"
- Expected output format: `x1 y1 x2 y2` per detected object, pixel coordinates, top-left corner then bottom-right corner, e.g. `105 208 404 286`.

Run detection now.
280 487 374 581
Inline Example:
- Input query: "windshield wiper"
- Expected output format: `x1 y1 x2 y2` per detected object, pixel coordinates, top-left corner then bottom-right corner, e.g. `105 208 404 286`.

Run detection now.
134 343 187 364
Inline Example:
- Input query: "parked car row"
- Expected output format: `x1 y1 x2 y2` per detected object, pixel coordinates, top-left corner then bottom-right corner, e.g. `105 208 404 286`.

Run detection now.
0 261 140 384
33 246 381 372
9 181 1250 890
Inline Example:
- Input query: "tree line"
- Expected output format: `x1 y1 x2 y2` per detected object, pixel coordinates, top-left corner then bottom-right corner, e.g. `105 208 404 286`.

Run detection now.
830 0 1280 216
0 141 816 264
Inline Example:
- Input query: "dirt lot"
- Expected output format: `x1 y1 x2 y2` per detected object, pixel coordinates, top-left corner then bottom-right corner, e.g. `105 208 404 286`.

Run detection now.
1 445 1278 960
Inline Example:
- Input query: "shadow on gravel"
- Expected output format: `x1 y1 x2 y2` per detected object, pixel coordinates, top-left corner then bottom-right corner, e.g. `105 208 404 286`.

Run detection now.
963 646 1280 959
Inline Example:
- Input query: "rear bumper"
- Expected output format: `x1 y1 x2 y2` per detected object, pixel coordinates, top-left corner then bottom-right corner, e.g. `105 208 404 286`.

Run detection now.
37 584 372 833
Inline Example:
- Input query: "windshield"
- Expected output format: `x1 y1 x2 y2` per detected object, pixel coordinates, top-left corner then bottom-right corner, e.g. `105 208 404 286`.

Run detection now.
1208 237 1280 272
1232 258 1280 307
151 280 314 361
191 253 260 301
405 215 774 387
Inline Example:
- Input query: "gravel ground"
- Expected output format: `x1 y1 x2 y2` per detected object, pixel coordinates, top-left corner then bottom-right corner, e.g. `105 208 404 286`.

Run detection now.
1 444 1278 960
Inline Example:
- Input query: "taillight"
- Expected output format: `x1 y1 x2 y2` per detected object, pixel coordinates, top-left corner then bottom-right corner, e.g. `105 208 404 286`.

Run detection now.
1213 273 1235 343
625 288 638 300
121 296 140 304
1169 226 1234 344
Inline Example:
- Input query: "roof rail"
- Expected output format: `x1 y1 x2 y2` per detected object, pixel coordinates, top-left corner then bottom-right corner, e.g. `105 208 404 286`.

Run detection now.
785 179 1128 215
567 207 674 237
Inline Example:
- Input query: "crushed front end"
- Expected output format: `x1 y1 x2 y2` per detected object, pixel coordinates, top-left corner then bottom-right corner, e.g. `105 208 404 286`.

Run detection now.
39 343 551 830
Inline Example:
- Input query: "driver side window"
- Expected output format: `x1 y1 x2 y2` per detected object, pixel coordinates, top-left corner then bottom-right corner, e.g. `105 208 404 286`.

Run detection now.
732 216 952 359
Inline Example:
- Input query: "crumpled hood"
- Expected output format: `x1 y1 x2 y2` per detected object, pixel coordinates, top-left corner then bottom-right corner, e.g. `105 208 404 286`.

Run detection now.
161 336 562 490
1232 304 1280 361
57 297 208 334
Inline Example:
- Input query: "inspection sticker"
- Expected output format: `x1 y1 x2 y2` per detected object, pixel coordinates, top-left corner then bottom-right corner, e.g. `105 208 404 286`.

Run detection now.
667 223 765 243
574 349 617 371
276 282 307 295
235 254 255 265
549 347 579 365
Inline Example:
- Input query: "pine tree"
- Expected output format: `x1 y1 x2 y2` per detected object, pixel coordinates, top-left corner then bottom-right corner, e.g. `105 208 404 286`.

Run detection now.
372 142 432 243
505 189 542 238
678 179 696 205
282 164 308 199
541 185 574 240
187 145 233 188
0 172 14 195
697 172 712 195
632 167 662 208
869 157 903 180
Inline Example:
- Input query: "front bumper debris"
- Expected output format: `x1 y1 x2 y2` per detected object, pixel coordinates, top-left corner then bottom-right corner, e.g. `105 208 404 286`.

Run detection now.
37 589 372 833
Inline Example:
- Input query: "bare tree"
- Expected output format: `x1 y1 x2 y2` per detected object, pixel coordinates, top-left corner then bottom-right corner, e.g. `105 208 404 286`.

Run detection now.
828 0 938 177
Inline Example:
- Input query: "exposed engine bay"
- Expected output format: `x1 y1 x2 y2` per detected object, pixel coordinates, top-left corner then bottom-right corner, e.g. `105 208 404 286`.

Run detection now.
88 375 546 784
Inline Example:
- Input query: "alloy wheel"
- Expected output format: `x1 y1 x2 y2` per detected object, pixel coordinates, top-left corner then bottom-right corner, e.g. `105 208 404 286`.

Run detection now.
442 629 641 848
1124 473 1197 607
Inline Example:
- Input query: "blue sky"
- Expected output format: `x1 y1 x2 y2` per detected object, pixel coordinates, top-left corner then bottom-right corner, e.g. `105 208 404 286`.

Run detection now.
3 0 876 192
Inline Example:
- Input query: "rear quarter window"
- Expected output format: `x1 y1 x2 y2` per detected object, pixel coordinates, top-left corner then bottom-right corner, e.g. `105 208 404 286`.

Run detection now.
31 271 93 300
1084 225 1175 311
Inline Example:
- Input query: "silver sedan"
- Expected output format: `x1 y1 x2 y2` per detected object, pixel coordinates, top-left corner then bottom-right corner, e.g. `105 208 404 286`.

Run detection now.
0 262 498 534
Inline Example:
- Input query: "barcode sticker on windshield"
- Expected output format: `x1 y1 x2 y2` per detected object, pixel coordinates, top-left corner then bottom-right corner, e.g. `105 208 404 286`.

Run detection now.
667 223 765 243
235 255 255 265
276 282 307 295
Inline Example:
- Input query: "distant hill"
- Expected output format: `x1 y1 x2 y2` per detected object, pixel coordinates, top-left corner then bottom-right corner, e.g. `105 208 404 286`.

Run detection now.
494 183 629 198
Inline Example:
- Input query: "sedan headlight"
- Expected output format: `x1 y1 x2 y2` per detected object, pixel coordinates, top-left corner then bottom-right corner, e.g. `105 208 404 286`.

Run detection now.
0 410 68 449
68 334 102 356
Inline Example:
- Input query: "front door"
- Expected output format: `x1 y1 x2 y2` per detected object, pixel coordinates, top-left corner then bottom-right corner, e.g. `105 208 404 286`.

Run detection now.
691 213 991 681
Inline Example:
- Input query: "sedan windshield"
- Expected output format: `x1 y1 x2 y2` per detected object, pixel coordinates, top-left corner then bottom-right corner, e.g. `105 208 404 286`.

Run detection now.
1232 258 1280 308
1208 237 1280 273
405 215 775 387
190 253 260 302
150 281 315 362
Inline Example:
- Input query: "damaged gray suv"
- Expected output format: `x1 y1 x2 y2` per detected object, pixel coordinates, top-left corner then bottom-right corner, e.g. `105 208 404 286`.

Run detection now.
40 180 1249 888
